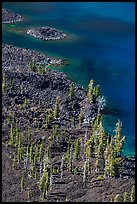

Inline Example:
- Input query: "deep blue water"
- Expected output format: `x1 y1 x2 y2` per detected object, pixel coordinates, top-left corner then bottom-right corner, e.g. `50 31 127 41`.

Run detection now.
2 2 135 156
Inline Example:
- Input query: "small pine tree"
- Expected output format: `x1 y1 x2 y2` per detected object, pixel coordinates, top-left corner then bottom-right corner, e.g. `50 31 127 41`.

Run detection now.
26 187 30 201
130 185 135 202
123 192 127 202
114 194 119 202
21 171 25 191
85 135 94 156
78 110 84 128
52 124 59 138
53 96 60 119
73 138 80 160
28 127 31 143
68 83 74 97
2 73 6 92
43 171 49 199
11 79 15 89
87 79 94 103
114 157 123 177
38 64 43 74
28 59 35 72
104 138 115 178
93 84 100 97
24 98 28 106
9 123 14 145
17 144 21 163
114 119 125 157
29 144 33 163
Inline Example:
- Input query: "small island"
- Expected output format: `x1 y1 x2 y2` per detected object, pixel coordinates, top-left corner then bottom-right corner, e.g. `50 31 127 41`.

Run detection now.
27 26 66 41
2 8 23 23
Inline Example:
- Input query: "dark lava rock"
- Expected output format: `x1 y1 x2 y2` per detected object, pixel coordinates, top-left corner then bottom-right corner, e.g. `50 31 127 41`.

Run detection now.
2 8 23 23
27 26 66 41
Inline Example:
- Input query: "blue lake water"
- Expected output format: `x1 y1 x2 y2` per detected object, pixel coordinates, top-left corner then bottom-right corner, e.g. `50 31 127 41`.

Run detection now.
2 2 135 156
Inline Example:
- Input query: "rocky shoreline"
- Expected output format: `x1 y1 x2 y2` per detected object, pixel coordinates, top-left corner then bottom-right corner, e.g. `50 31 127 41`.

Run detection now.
2 44 104 129
2 8 23 24
2 43 135 177
2 44 68 70
27 26 66 41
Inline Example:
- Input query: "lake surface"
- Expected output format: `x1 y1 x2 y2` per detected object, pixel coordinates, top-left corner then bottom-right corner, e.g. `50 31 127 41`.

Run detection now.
2 2 135 156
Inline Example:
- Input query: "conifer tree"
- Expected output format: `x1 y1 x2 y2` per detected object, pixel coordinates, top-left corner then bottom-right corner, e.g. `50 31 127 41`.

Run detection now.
78 110 84 128
28 59 35 72
42 171 49 200
38 64 43 74
104 138 115 178
114 119 125 157
93 84 100 97
26 187 30 201
11 79 15 89
114 157 123 177
29 144 33 163
114 194 119 202
85 135 95 156
15 124 19 146
87 79 94 103
21 171 25 191
9 123 14 145
73 138 80 160
130 185 135 202
53 96 60 119
24 98 28 107
123 192 127 202
97 119 107 157
68 83 74 97
95 120 106 172
2 73 6 92
28 127 31 143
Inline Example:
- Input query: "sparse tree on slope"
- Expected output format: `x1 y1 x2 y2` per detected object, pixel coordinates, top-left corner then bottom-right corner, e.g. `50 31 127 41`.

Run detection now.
87 79 94 103
53 96 60 119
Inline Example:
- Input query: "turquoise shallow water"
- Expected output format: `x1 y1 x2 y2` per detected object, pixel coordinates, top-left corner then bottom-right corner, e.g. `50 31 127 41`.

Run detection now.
2 2 135 156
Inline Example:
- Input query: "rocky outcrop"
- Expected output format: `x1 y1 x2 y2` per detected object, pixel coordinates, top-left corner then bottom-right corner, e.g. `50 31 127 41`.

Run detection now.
2 44 68 71
27 26 66 41
2 8 23 23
